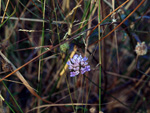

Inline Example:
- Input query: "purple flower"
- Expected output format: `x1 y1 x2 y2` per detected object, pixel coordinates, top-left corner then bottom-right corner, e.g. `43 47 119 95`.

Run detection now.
67 54 90 77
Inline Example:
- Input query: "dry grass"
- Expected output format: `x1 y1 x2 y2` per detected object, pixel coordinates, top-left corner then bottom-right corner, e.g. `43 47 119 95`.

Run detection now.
0 0 150 113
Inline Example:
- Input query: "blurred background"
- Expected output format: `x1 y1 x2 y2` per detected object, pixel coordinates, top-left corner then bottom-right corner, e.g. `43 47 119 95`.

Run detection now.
0 0 150 113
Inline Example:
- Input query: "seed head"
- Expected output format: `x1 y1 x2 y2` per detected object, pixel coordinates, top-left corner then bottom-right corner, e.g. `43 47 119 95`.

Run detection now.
135 42 147 56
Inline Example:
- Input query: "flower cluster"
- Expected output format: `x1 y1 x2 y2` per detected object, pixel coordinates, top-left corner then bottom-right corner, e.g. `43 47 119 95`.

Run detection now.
67 54 90 77
135 42 147 56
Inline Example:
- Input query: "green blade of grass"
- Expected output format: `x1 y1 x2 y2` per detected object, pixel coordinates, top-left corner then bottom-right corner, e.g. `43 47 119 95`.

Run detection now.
2 81 23 113
0 7 16 28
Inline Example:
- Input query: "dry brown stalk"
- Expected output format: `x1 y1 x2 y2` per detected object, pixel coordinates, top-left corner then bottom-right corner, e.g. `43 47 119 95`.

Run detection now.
0 51 52 104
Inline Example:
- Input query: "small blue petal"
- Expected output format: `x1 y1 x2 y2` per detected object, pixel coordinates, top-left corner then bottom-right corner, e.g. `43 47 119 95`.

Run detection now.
70 71 79 77
81 61 88 66
85 65 90 71
73 62 79 67
68 65 73 70
67 61 71 65
73 54 78 60
71 58 75 63
74 67 79 71
76 55 82 63
82 57 88 61
81 70 86 74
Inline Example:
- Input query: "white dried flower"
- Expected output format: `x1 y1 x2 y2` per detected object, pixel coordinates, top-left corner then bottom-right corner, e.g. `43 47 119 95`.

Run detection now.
135 42 147 56
89 107 96 113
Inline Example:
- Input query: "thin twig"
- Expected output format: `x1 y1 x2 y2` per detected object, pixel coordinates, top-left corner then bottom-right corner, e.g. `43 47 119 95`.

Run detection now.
0 51 52 104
